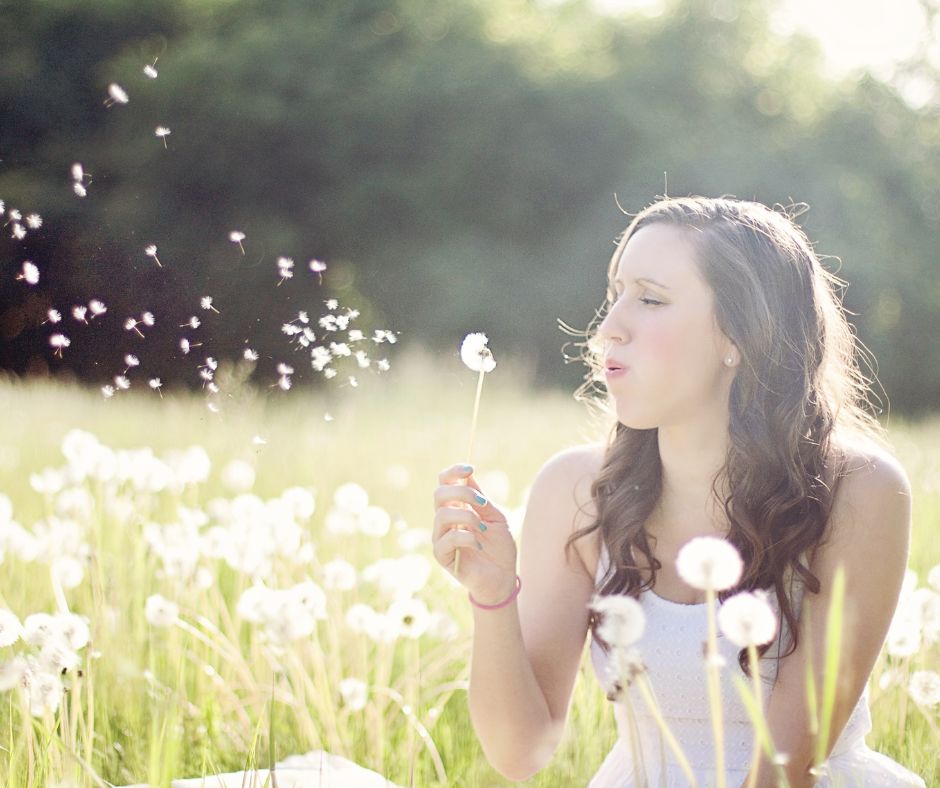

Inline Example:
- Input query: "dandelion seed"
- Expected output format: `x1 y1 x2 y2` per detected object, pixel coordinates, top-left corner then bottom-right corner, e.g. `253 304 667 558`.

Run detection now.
144 594 178 628
325 298 338 310
229 231 245 254
11 223 25 240
180 338 191 354
46 308 62 324
124 354 139 371
73 182 87 197
276 256 294 285
149 378 163 398
155 126 171 148
348 376 359 388
330 341 351 357
718 590 777 647
180 316 200 329
252 435 266 445
277 375 291 391
88 299 107 318
105 82 129 106
355 350 370 368
72 305 88 323
101 385 115 399
297 311 309 324
6 208 21 222
324 368 337 379
908 670 940 707
309 258 327 284
676 536 743 591
199 368 213 382
17 261 39 285
71 163 84 182
141 311 155 326
25 213 42 229
0 200 4 215
49 333 70 357
324 412 334 421
200 296 219 313
205 357 218 370
143 59 159 79
145 244 162 267
243 348 259 361
207 401 220 413
377 358 390 372
114 375 130 390
124 318 144 337
276 362 294 375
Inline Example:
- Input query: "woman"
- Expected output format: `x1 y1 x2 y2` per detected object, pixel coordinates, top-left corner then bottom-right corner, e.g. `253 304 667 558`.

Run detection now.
431 196 927 786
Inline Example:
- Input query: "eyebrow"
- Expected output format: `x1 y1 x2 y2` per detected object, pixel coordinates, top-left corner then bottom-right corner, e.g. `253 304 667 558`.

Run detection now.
611 276 671 291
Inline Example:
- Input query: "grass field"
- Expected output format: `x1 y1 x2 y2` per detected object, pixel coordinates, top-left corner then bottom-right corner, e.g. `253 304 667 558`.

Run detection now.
0 349 936 786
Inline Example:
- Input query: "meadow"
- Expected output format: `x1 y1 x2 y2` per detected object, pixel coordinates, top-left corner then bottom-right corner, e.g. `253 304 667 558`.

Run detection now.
0 349 936 787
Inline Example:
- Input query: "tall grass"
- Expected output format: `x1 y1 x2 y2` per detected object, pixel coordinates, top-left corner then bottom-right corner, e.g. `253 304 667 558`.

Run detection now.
0 349 936 786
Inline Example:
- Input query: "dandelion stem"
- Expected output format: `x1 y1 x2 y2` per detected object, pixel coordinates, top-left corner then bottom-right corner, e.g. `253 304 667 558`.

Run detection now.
704 587 727 788
635 672 698 786
455 367 487 579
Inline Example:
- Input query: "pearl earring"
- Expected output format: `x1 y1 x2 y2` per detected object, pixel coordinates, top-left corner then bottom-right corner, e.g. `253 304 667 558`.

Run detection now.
725 356 734 365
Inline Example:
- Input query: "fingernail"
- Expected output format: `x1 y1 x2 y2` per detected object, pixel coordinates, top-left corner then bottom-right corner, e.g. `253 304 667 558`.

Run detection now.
473 491 487 505
476 540 484 550
478 522 488 532
461 464 474 473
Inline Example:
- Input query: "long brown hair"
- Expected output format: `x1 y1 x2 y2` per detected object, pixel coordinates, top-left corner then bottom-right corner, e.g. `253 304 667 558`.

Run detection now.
565 196 890 678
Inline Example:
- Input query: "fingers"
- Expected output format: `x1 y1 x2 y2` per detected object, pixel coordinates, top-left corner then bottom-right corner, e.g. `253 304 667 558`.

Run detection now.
434 465 507 525
433 505 481 542
433 526 483 570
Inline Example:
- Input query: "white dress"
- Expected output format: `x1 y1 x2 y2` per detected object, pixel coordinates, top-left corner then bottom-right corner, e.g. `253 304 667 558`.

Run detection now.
588 542 926 788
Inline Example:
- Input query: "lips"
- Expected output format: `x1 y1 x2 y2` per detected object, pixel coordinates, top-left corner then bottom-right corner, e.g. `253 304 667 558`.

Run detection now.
605 357 628 371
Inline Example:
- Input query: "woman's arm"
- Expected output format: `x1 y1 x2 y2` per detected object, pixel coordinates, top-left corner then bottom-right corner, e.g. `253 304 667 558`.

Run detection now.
747 451 913 787
468 445 601 781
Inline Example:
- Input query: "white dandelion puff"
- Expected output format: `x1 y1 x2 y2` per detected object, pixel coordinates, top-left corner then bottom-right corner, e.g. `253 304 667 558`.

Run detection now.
180 316 200 329
243 348 259 361
123 354 139 370
17 261 39 285
144 594 179 628
309 258 327 283
71 305 88 323
338 678 368 711
145 244 162 267
154 126 171 148
105 82 129 106
718 590 778 647
101 385 115 399
114 375 130 390
676 536 743 592
276 256 294 285
11 223 25 240
73 182 87 197
277 375 292 391
25 213 42 229
180 338 191 354
71 163 84 182
325 298 338 310
200 296 219 313
143 59 159 79
460 332 497 373
141 311 155 326
46 308 62 324
324 368 337 379
88 299 107 318
377 358 390 372
149 378 163 398
590 593 646 649
229 231 246 254
7 209 21 222
908 670 940 707
0 609 23 648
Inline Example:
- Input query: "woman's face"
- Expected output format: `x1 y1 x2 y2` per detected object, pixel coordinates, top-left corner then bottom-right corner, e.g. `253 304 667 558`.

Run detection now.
597 222 736 430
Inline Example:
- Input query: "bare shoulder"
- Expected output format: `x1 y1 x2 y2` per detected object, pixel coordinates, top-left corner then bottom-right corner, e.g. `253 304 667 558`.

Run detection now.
822 445 912 556
531 442 606 576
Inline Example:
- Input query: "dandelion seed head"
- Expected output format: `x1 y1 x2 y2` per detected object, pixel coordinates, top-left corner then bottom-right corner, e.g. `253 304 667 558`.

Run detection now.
9 209 21 221
243 348 259 361
49 334 70 350
144 594 179 628
589 593 646 648
200 297 213 310
717 590 778 647
676 536 743 591
141 311 155 326
154 126 171 138
908 670 940 707
180 338 191 354
460 332 497 373
71 305 87 321
186 316 200 329
114 375 130 390
47 309 62 323
107 83 129 104
88 299 106 316
229 231 245 243
25 213 42 229
124 354 139 367
309 259 327 273
145 244 158 256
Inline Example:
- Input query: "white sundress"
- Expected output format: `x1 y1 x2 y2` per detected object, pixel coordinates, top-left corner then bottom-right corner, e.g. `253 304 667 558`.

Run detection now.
588 541 927 788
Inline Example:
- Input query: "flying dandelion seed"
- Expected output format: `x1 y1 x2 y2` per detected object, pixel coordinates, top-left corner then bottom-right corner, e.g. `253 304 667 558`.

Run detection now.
149 378 163 398
105 83 129 106
71 163 84 182
277 256 294 285
309 258 327 284
88 299 107 318
46 308 62 324
143 59 159 79
141 311 155 326
11 223 25 240
49 333 70 358
101 385 115 399
73 182 87 197
25 213 42 229
5 208 21 223
377 358 390 372
114 375 130 390
16 261 39 285
71 305 88 323
155 126 171 148
124 318 145 338
0 200 4 215
144 244 162 267
180 316 200 329
324 368 337 379
200 296 220 313
252 435 266 445
277 375 292 391
124 354 140 372
229 231 246 254
243 348 259 361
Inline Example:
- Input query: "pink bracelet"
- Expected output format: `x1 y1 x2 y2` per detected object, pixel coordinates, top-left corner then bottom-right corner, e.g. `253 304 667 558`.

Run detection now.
468 575 522 610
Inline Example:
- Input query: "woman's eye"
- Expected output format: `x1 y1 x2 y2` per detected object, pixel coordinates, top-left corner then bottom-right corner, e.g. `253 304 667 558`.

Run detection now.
639 297 663 306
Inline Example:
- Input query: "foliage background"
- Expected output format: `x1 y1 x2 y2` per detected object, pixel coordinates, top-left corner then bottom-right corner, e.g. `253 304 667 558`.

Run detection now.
2 0 940 414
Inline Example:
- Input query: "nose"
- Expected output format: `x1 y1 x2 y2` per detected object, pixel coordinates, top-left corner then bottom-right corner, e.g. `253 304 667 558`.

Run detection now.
597 300 628 346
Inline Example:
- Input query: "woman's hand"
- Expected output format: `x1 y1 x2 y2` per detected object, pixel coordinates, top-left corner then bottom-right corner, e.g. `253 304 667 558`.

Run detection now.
432 464 518 605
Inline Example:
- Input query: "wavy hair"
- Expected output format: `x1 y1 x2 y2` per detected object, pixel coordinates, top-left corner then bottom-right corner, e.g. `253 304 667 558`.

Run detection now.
564 195 890 678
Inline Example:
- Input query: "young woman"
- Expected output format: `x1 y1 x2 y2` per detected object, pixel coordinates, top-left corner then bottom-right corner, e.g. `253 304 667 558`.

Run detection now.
431 196 926 786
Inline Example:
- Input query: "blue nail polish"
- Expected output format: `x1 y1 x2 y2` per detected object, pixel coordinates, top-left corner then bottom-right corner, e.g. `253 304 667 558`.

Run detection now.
473 491 487 505
476 540 484 550
461 464 474 473
479 523 488 532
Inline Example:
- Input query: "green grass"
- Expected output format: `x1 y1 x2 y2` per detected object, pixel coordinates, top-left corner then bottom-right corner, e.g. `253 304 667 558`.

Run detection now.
0 349 935 786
